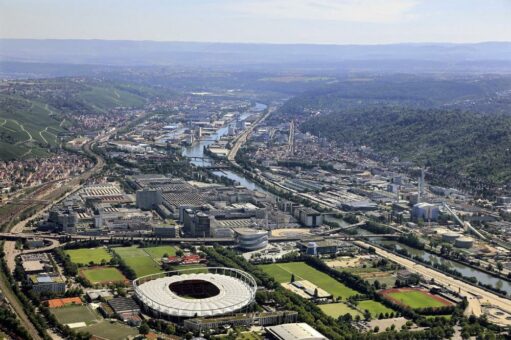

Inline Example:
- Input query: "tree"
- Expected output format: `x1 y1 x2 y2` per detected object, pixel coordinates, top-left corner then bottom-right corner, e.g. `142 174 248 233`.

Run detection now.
290 273 295 283
176 249 184 257
374 326 379 333
364 309 371 321
139 322 150 335
314 288 318 298
497 261 503 272
373 280 381 290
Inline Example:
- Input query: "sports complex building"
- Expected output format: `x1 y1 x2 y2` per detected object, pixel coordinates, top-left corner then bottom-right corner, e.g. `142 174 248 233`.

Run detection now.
134 267 257 318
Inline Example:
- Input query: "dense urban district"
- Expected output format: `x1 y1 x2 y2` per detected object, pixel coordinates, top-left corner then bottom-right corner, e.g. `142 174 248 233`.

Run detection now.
2 67 511 340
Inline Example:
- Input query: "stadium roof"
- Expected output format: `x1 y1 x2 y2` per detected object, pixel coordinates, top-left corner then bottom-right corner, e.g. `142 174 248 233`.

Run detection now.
265 323 327 340
135 269 256 317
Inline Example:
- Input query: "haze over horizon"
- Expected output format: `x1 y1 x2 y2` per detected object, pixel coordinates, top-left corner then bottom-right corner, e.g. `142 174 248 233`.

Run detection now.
1 0 511 45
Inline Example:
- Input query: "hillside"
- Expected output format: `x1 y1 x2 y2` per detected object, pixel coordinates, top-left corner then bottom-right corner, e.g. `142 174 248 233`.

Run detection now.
0 94 64 159
0 79 151 160
300 108 511 193
279 76 511 116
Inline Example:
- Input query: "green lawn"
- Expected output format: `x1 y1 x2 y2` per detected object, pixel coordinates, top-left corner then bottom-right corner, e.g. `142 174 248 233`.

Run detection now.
215 332 263 340
112 246 162 277
425 314 452 320
357 300 394 316
78 320 138 340
319 303 362 318
64 248 112 265
167 264 207 274
80 267 126 284
385 290 447 309
142 245 177 259
258 262 357 299
51 305 99 325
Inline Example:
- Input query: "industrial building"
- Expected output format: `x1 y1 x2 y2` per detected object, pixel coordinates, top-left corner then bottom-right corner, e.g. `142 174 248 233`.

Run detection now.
29 274 66 294
297 238 349 256
412 202 440 222
136 189 162 209
293 207 323 227
183 311 298 332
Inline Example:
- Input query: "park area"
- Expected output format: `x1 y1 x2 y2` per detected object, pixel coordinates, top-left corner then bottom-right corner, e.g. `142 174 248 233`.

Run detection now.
379 288 453 310
112 245 178 277
259 262 394 318
80 266 127 285
64 247 112 265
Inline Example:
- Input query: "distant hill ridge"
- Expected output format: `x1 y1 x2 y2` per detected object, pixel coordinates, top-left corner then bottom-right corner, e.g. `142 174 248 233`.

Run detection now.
1 39 511 71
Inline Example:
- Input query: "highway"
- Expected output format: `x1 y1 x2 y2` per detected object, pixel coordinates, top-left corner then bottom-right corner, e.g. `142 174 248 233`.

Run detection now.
355 240 511 326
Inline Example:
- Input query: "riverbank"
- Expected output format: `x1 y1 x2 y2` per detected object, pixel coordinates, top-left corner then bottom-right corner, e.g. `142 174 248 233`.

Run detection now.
373 240 511 298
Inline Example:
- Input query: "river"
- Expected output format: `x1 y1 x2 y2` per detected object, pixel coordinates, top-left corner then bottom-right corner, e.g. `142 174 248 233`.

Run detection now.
181 102 268 193
374 238 511 294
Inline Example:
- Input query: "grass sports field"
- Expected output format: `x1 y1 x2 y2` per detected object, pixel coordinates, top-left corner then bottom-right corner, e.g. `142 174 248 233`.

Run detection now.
258 262 357 299
64 248 112 265
358 300 394 316
380 288 452 309
78 320 138 340
80 267 126 284
142 245 177 259
112 246 166 277
51 305 99 325
319 303 362 318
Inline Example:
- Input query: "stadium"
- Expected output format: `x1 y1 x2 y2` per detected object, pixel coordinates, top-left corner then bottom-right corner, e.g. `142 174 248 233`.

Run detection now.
134 267 257 318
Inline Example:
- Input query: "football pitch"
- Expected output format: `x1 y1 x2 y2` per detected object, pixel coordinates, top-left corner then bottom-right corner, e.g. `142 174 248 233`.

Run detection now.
258 262 357 299
142 245 177 259
112 246 164 277
80 267 126 284
51 305 99 325
357 300 394 316
64 247 112 265
381 288 451 309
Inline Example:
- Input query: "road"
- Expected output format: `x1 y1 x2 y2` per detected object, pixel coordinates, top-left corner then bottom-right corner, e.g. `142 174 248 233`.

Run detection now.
355 241 511 326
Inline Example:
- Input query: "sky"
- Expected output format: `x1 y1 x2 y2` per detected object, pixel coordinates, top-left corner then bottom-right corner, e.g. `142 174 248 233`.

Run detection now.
0 0 510 44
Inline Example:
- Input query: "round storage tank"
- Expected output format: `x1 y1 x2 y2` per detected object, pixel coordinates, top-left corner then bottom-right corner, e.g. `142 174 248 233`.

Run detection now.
442 232 460 243
454 237 474 248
